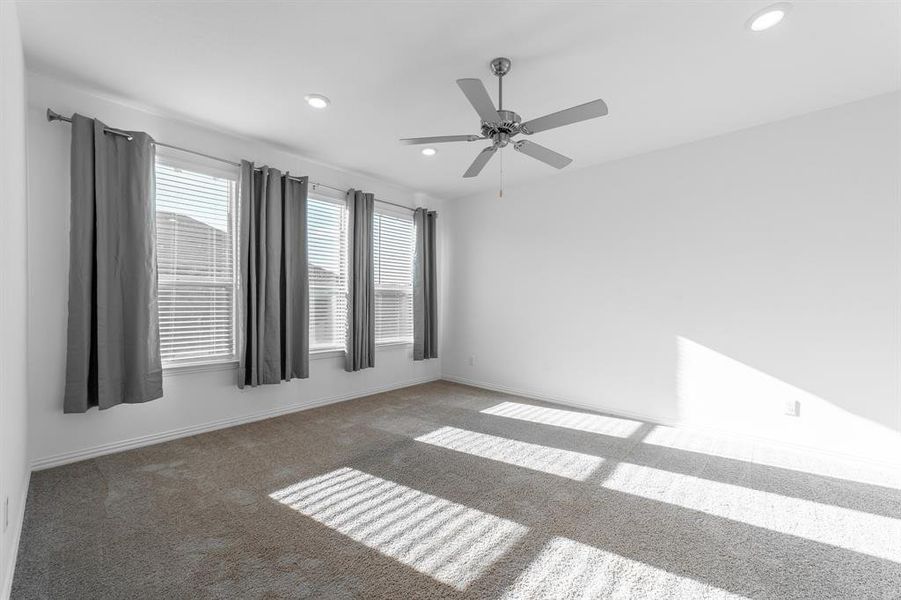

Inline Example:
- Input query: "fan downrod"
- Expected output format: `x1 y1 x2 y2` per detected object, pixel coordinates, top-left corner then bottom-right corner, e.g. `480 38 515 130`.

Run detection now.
484 57 518 145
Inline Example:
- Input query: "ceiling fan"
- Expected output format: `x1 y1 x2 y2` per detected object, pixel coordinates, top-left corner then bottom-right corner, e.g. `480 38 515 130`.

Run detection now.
400 57 608 179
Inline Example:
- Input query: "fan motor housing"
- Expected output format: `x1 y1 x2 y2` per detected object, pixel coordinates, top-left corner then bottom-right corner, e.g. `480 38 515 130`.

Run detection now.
481 109 522 146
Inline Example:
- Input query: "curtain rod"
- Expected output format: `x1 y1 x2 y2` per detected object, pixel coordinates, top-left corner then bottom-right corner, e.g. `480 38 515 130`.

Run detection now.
46 108 416 213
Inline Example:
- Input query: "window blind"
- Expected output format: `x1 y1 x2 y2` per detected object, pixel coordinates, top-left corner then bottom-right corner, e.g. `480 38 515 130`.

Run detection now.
308 195 348 352
155 160 237 365
374 210 414 344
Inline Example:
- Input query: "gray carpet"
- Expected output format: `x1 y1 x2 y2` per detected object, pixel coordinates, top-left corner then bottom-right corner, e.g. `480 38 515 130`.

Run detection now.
11 381 901 599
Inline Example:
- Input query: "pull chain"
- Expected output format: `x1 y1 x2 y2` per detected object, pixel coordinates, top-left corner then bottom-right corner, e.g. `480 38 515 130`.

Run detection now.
499 147 504 198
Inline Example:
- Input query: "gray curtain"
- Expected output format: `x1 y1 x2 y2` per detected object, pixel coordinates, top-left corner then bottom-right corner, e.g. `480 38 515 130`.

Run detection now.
238 161 309 387
64 114 162 413
413 208 438 360
345 189 375 372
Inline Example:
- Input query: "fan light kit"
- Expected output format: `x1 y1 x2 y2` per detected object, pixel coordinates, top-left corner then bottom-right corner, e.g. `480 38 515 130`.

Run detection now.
748 3 790 32
401 57 608 193
305 94 330 109
421 148 437 157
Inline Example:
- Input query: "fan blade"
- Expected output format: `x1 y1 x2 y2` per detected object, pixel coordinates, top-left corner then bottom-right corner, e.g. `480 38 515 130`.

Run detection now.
463 146 498 178
400 135 482 145
513 140 573 169
457 78 499 123
520 99 608 134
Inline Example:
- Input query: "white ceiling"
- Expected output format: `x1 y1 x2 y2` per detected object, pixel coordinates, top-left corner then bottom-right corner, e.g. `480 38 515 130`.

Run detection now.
17 1 901 198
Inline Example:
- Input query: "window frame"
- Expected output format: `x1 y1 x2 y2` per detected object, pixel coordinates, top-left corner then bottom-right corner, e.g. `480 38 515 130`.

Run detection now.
154 150 241 372
373 204 415 347
307 188 350 356
157 167 418 376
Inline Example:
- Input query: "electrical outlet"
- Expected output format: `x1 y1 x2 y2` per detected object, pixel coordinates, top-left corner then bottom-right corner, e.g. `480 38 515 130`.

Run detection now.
783 400 800 417
468 354 476 367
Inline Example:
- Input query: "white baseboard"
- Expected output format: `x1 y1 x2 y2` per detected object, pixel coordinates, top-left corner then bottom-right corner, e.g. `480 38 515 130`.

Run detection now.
1 470 30 600
441 374 677 427
31 376 440 471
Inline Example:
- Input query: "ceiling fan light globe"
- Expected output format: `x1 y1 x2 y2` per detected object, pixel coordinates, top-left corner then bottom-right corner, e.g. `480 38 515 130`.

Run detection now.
304 94 330 109
747 3 791 32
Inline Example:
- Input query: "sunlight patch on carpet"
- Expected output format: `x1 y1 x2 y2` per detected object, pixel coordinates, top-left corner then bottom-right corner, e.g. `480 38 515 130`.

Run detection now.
270 467 528 590
501 536 747 599
481 401 642 438
415 426 603 480
604 462 901 562
642 425 901 490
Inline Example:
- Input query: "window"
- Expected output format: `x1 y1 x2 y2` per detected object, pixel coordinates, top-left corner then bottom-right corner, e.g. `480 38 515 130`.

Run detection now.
374 209 414 344
308 195 348 352
155 157 238 366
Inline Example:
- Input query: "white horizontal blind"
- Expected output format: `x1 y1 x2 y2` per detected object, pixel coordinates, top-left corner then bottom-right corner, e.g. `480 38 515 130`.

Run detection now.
308 196 348 352
374 210 414 344
155 160 237 365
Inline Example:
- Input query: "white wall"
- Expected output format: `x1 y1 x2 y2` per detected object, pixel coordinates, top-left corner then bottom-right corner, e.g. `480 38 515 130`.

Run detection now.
26 73 442 469
443 93 901 462
0 1 30 597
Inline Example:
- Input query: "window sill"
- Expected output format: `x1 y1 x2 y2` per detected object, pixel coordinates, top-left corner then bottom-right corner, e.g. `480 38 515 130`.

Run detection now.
376 341 414 350
310 349 345 361
163 360 238 377
163 342 415 374
310 342 412 360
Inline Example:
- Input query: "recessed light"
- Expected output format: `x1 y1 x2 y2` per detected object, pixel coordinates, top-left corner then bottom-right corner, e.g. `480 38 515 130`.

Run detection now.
421 148 437 157
304 94 330 109
747 3 791 32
